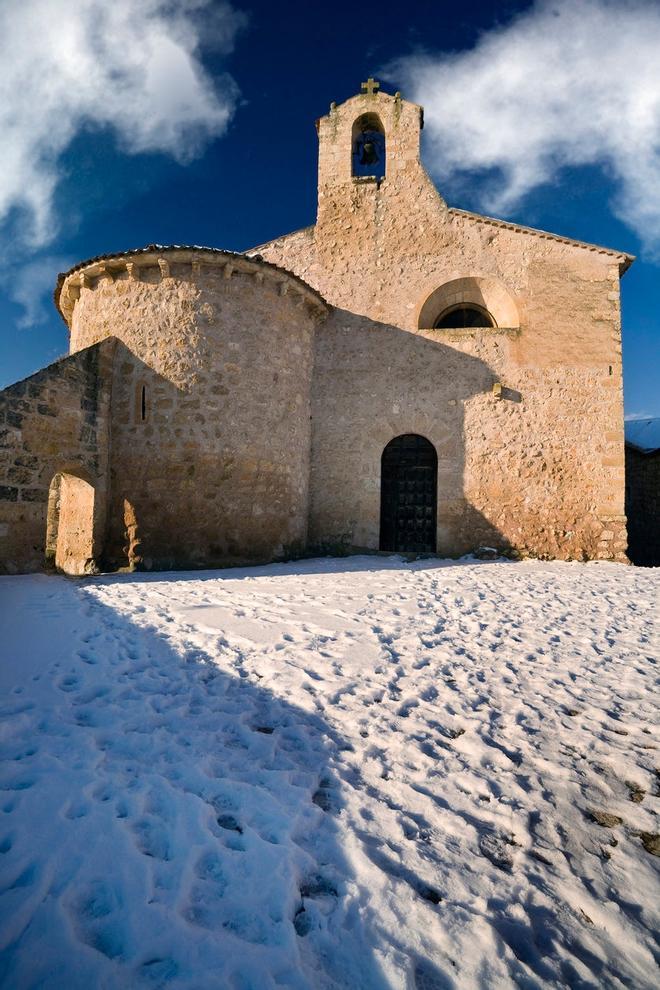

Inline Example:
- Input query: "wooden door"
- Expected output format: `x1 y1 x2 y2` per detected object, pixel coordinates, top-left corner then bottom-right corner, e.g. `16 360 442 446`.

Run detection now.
380 435 437 553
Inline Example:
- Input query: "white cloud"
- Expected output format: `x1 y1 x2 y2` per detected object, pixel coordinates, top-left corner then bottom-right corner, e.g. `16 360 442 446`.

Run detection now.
0 0 245 248
4 256 74 329
389 0 660 256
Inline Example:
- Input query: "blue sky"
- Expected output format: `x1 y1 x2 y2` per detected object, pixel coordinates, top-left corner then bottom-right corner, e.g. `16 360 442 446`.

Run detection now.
0 0 658 416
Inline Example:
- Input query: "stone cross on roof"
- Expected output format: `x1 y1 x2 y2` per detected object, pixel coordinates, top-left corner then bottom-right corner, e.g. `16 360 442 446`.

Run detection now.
361 77 380 96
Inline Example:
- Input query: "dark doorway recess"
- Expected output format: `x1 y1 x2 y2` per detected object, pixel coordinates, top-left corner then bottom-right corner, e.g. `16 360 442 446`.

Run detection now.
380 434 437 553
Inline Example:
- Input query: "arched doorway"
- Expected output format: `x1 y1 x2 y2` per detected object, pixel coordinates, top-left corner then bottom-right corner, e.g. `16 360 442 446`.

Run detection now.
380 435 437 553
45 473 97 575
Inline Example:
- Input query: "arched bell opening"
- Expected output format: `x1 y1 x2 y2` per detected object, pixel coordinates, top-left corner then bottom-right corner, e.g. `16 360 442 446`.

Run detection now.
45 472 98 575
380 435 437 553
352 113 386 179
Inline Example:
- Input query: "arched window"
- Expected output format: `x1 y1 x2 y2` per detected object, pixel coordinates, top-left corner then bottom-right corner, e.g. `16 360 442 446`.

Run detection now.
417 277 519 331
352 113 386 179
434 304 495 329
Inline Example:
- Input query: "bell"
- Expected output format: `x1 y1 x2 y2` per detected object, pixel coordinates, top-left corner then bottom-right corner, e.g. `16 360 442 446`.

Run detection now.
360 140 379 166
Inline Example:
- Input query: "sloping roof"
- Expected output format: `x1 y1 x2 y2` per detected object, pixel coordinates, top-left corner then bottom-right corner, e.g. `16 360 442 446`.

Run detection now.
54 243 327 324
625 417 660 453
448 208 635 274
245 214 634 275
244 226 314 258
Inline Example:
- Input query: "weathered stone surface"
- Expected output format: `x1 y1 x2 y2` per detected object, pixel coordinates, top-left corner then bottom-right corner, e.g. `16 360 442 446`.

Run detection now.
0 85 632 573
64 251 326 571
0 342 113 573
255 88 630 563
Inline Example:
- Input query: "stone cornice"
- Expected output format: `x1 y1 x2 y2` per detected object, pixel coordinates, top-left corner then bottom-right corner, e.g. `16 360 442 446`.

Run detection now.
55 245 328 327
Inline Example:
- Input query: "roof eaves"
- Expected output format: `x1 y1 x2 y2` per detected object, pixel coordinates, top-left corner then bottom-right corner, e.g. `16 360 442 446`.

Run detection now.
449 208 635 274
243 225 315 257
54 243 327 324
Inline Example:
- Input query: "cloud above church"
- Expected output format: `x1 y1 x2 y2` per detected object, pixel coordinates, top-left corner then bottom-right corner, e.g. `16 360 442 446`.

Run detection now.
390 0 660 256
3 255 74 330
0 0 245 249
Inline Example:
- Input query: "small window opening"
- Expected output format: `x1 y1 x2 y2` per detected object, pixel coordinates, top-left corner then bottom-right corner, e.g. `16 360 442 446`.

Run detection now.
609 365 613 376
352 113 386 179
141 385 146 421
434 304 494 329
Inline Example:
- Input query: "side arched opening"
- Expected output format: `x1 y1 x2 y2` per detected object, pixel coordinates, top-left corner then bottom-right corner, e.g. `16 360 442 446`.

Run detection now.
352 113 386 179
45 473 98 575
417 277 520 330
380 435 437 553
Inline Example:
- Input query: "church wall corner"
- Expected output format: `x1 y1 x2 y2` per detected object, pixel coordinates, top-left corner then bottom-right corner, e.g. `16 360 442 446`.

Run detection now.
0 340 115 574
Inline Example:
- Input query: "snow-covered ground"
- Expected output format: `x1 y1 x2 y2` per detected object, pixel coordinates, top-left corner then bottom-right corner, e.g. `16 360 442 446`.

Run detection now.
0 556 658 990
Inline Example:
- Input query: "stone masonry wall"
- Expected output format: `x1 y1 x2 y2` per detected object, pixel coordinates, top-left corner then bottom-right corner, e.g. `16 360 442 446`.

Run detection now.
0 340 114 573
309 312 625 560
254 88 630 561
2 87 629 571
60 249 326 570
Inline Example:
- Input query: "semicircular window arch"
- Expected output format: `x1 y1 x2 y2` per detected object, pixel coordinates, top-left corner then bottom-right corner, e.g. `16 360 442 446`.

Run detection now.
417 276 520 331
433 304 495 329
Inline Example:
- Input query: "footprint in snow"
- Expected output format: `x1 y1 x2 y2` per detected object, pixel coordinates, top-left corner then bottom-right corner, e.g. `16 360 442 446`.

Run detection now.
91 782 114 803
2 861 38 892
414 960 454 990
137 957 179 985
74 709 103 728
300 874 338 898
216 814 243 834
194 850 228 886
131 818 172 861
1 776 35 792
67 879 126 960
294 875 339 938
8 746 38 762
77 650 97 665
73 685 111 705
64 799 90 820
400 817 431 843
312 782 339 813
479 833 515 871
293 904 313 937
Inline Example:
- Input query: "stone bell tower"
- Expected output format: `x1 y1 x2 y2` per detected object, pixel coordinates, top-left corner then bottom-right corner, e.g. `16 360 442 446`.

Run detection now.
316 78 425 195
312 80 450 323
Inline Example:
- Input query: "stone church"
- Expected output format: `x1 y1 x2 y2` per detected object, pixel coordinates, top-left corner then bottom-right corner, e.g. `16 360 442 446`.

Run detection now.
0 81 632 575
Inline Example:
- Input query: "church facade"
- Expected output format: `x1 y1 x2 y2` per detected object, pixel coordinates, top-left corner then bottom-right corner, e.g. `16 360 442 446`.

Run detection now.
0 83 633 574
